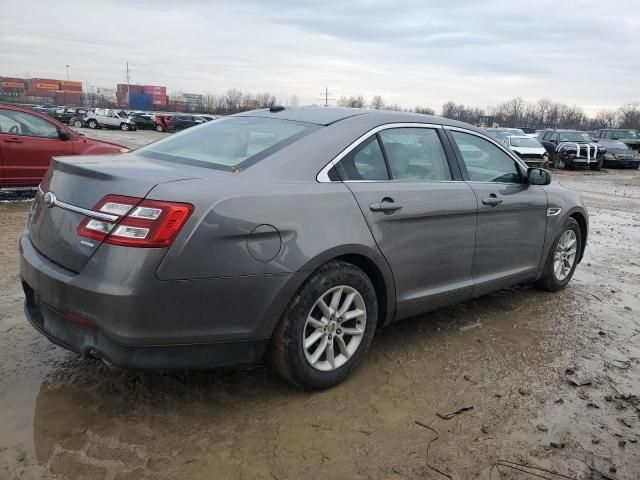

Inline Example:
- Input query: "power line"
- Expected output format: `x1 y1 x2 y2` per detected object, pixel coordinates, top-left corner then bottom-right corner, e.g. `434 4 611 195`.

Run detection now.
318 87 334 107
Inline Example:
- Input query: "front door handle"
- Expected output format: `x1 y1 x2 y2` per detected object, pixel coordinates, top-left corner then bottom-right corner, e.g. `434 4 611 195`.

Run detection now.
482 194 503 207
370 198 402 214
3 137 23 143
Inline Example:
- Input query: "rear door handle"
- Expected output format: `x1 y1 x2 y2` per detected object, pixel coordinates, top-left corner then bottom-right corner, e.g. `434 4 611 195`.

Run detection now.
482 194 503 207
370 200 402 213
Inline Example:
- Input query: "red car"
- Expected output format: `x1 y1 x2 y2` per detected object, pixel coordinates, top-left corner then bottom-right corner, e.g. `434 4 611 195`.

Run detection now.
154 114 174 132
0 104 129 187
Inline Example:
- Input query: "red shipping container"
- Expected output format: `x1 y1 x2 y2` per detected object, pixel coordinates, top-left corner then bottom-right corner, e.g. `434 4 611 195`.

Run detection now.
2 81 26 89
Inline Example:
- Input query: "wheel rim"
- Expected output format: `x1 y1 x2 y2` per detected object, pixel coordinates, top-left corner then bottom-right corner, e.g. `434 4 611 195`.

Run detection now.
122 124 129 131
554 230 578 281
303 285 366 372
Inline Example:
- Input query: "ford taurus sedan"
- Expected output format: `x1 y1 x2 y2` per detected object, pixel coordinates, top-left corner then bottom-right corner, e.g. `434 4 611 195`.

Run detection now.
20 107 588 389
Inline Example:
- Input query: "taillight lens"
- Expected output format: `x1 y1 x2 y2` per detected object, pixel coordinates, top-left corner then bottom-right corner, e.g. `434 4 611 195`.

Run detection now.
77 195 193 247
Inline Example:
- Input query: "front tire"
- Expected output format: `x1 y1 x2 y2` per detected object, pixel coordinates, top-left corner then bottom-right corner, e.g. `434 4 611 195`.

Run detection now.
87 119 98 129
269 261 378 390
590 157 603 171
73 120 83 128
155 125 164 132
535 218 581 292
120 122 130 131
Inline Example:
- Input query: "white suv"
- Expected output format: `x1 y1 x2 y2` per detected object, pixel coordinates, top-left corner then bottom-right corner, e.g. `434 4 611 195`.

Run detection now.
85 109 137 131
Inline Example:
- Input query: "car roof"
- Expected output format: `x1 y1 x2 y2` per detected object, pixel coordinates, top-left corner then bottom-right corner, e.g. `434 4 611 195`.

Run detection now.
508 135 536 139
234 106 486 131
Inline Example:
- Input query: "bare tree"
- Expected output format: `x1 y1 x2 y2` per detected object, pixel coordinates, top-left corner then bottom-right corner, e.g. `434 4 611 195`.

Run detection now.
414 106 435 115
619 103 640 129
370 95 385 110
224 89 243 113
288 95 300 107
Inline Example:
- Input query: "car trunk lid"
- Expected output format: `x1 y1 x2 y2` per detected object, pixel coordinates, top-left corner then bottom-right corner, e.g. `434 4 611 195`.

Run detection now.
28 154 209 273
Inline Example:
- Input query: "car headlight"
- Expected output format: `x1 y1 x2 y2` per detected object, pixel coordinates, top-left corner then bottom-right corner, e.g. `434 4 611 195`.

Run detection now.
604 153 615 160
634 154 640 160
542 153 549 159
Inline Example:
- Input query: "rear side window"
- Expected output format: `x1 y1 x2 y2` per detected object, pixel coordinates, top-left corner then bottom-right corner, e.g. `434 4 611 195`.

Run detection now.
379 128 451 181
138 117 319 171
336 136 389 181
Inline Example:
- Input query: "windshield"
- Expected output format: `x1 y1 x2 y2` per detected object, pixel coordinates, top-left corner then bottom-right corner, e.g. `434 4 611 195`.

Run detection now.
137 116 319 171
612 130 639 139
559 132 592 142
510 137 543 148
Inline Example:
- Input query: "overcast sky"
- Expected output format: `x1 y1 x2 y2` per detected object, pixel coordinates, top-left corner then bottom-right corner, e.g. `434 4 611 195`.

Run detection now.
1 0 639 114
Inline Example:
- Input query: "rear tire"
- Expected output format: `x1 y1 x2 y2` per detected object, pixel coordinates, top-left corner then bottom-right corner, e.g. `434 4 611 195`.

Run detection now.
269 261 378 390
156 125 164 132
120 123 130 131
73 120 83 128
87 119 98 129
535 218 581 292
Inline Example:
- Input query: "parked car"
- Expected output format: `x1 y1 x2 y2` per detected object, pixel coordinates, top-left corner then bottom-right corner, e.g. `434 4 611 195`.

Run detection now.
538 129 604 170
20 107 588 389
84 109 137 131
169 114 207 131
129 113 156 130
0 104 129 187
592 129 640 152
595 138 640 168
199 115 217 122
484 127 526 140
501 135 549 167
68 112 87 128
154 114 174 132
53 107 89 125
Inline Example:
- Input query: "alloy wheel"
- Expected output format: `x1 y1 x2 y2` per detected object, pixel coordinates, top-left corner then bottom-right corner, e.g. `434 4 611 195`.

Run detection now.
303 285 366 372
554 230 577 281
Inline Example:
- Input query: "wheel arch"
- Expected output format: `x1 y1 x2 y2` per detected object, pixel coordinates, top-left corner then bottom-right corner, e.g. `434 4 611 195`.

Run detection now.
568 210 588 263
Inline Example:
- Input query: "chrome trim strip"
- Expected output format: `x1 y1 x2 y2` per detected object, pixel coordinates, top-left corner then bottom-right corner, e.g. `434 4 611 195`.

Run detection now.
55 199 119 222
38 187 119 222
547 207 562 217
316 122 443 183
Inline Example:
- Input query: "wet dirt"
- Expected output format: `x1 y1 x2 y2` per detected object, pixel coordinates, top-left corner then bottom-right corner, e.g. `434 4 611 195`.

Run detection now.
0 166 638 480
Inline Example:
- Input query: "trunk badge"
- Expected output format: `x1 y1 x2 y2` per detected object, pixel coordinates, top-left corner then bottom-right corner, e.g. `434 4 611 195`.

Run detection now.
43 192 56 208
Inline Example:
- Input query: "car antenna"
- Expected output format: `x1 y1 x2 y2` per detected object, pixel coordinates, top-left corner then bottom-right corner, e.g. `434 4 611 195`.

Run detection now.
269 106 285 113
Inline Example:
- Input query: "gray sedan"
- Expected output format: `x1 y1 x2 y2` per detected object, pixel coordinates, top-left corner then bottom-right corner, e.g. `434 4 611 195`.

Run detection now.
20 107 588 389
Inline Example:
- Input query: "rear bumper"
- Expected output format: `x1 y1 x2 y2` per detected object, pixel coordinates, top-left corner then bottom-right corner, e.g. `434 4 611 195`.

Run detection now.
20 232 305 368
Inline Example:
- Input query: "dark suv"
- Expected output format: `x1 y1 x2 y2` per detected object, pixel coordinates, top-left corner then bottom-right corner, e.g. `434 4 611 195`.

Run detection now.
538 129 604 170
592 129 640 152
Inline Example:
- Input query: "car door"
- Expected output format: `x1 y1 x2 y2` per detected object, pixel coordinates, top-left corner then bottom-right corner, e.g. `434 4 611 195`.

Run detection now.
446 128 547 295
0 108 74 186
333 125 478 317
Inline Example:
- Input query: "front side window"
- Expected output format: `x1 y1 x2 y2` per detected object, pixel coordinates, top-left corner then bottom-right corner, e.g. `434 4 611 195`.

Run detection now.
138 116 318 171
336 136 389 181
451 131 521 183
379 128 451 181
0 110 59 138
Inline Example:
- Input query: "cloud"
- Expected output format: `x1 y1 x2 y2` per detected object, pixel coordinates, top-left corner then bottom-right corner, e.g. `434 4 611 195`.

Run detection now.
1 0 638 114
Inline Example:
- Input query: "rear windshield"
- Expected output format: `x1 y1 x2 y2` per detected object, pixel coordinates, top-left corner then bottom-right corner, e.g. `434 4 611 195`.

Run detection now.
137 116 319 171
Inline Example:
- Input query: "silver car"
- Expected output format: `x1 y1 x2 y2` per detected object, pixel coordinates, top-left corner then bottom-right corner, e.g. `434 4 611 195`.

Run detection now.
20 107 588 389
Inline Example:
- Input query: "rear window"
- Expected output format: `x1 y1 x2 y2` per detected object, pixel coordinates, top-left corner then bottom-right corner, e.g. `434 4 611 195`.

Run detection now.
137 117 319 171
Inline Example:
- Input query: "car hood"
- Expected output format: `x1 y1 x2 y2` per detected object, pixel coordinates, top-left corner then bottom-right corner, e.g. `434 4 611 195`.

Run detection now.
511 146 546 155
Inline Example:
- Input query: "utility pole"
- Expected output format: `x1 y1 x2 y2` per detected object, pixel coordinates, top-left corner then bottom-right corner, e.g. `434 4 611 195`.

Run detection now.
125 62 131 109
318 87 334 107
65 64 70 81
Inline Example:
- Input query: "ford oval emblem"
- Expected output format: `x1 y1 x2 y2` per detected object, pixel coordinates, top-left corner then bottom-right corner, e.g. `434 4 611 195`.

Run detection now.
43 192 56 208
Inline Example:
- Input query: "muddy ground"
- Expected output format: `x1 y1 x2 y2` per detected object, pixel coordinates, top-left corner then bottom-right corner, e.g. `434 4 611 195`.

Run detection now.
0 129 638 479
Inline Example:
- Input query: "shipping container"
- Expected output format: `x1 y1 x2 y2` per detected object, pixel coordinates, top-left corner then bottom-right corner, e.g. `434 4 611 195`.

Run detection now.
59 80 82 88
25 89 56 98
117 84 143 94
1 81 26 90
128 92 153 110
0 76 26 83
143 85 167 95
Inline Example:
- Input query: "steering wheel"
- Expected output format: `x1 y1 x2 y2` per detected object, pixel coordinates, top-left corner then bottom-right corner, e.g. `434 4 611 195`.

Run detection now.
9 125 19 134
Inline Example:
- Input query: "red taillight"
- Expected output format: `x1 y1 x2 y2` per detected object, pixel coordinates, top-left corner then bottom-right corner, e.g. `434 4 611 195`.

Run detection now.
77 195 193 248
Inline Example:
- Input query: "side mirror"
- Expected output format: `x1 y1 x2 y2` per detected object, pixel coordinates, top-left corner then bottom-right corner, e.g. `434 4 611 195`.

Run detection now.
528 167 551 186
592 139 598 143
58 128 72 141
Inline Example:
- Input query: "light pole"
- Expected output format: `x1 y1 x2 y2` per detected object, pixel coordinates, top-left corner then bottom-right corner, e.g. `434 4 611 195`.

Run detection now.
65 65 70 81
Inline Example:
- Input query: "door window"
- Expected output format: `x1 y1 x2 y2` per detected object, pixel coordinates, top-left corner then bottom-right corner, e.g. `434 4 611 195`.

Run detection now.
0 110 59 138
451 131 522 183
379 128 451 181
336 136 389 181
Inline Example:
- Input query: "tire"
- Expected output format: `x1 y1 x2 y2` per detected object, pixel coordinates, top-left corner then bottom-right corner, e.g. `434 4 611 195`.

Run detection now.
535 218 581 292
552 154 565 170
269 260 378 390
73 120 83 128
87 119 98 129
156 125 164 132
120 123 130 131
590 157 603 171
